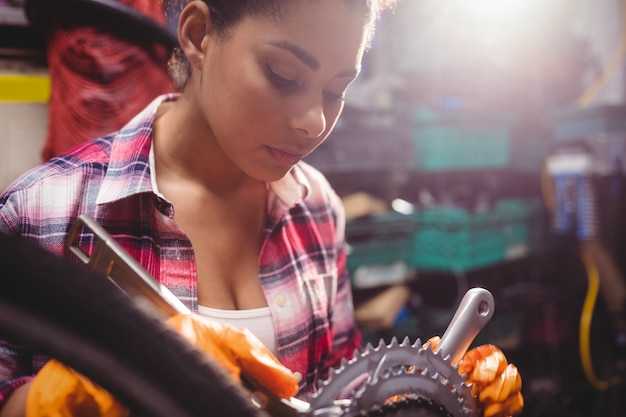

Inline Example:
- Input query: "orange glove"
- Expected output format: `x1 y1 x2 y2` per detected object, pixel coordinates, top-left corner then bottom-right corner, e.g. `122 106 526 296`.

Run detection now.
425 337 524 417
166 313 298 398
26 360 128 417
26 313 298 417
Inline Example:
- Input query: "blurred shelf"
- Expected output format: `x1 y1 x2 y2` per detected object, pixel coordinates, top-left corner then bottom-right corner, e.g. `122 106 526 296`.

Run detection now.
0 5 27 26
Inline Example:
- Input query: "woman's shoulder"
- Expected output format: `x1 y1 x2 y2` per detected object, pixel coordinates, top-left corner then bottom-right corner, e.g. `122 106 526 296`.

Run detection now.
3 136 114 195
1 92 164 199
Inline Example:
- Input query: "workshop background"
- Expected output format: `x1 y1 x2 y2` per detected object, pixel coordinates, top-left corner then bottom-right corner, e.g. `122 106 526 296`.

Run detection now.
2 0 626 415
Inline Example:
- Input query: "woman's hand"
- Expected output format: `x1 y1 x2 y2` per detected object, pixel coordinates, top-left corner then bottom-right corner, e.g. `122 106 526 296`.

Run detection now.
458 344 523 417
166 313 298 399
25 313 298 417
425 337 524 417
26 361 128 417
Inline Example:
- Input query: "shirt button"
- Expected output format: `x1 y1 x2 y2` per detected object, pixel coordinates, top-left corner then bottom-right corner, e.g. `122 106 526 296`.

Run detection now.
293 372 302 382
274 294 286 308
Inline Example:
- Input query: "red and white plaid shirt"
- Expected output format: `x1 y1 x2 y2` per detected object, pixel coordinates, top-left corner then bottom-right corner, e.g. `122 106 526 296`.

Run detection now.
0 94 361 402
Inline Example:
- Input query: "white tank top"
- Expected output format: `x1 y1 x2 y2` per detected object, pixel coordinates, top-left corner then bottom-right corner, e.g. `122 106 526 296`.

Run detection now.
197 305 278 357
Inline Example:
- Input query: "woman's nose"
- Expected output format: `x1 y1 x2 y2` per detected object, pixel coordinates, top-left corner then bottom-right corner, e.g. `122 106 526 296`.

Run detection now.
289 102 326 139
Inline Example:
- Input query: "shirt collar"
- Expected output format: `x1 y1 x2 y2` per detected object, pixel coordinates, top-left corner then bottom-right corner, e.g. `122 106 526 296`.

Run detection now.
269 166 311 208
96 92 311 209
96 94 178 205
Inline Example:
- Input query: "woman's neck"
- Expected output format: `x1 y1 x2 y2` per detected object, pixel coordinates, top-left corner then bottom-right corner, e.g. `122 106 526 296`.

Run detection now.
153 95 252 193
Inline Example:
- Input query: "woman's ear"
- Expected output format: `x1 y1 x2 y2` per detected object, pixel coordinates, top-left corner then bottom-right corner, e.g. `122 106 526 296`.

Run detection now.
178 1 212 70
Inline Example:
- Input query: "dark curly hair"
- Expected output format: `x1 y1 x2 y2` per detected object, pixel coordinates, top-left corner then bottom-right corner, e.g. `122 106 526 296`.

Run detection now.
166 0 397 91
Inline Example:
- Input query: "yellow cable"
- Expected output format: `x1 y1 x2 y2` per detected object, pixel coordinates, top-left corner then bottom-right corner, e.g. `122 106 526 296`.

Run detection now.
575 0 626 108
540 163 622 389
578 247 623 390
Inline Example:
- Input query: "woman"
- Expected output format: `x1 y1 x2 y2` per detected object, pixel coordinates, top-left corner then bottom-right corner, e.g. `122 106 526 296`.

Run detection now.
1 1 523 417
0 0 393 414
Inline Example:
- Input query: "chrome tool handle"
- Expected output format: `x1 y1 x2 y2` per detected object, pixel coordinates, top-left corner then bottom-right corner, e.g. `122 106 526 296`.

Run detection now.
435 287 495 366
66 214 190 319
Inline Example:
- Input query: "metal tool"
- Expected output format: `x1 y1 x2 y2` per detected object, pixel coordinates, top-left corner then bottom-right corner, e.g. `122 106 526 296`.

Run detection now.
66 214 190 319
66 215 495 417
66 214 307 414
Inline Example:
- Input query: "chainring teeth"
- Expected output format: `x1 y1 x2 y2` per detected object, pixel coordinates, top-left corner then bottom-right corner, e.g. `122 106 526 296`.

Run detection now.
347 367 473 417
307 337 477 417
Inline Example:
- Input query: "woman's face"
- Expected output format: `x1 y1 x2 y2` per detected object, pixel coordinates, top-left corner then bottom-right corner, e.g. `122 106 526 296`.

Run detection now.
194 1 370 181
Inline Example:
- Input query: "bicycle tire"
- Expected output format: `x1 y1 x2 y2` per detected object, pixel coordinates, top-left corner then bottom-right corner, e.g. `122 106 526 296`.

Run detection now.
0 233 266 417
24 0 179 53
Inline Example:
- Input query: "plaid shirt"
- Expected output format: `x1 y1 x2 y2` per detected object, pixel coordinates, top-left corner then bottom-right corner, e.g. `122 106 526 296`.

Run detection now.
0 94 361 402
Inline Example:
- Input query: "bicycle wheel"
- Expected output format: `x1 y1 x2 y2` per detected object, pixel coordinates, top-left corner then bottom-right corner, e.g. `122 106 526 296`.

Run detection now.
24 0 179 52
0 233 266 417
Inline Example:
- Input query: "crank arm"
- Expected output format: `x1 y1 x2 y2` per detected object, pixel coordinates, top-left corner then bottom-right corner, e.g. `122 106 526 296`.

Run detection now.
435 287 495 365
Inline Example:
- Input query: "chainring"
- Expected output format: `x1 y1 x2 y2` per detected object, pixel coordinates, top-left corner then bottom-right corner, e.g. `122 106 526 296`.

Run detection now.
306 337 477 417
348 393 455 417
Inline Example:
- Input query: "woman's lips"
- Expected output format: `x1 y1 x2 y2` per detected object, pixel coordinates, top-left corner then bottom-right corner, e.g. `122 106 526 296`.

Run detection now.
267 147 304 166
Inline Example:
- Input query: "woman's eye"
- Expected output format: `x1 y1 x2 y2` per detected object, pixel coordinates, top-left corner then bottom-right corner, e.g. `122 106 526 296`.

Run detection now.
266 64 299 88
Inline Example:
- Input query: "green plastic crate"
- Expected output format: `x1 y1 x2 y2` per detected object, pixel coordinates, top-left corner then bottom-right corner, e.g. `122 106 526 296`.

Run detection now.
346 212 415 278
411 206 491 271
412 125 511 171
408 199 541 272
347 236 413 272
346 211 416 241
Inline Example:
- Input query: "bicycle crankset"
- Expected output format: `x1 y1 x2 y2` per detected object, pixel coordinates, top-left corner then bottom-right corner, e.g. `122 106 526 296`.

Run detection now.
68 215 495 417
250 287 494 417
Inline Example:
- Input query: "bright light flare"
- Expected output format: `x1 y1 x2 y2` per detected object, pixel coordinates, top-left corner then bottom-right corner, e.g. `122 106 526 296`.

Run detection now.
452 0 542 27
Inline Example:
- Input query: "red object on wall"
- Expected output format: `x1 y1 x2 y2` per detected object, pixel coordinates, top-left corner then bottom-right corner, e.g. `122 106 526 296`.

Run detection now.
41 0 174 161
